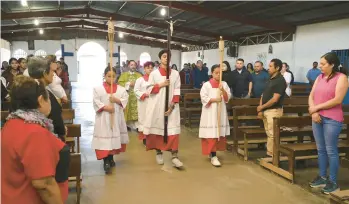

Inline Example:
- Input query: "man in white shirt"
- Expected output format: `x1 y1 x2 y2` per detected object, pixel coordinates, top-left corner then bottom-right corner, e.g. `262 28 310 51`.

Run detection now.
281 63 292 97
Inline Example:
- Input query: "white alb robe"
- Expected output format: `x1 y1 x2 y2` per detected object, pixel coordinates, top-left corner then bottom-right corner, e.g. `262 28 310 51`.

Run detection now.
199 81 231 138
143 69 181 136
134 76 151 132
92 85 129 150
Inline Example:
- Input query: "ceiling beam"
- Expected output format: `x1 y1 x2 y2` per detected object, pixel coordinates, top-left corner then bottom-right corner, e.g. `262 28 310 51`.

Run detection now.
2 29 183 50
1 8 234 41
149 1 296 33
88 8 231 40
118 2 127 12
1 20 204 46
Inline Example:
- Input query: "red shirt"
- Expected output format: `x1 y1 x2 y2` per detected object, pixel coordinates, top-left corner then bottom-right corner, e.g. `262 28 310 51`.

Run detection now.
1 119 67 204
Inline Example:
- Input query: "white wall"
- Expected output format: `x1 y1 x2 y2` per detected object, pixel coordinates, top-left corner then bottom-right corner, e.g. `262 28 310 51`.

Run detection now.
10 39 181 81
1 38 11 63
182 18 349 81
293 18 349 82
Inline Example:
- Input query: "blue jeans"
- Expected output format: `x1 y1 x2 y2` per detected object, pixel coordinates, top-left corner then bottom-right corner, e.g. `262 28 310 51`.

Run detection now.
312 116 342 183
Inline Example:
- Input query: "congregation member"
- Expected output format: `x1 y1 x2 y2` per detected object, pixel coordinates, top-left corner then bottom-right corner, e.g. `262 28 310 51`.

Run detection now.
56 61 70 95
171 64 178 71
251 61 269 98
143 50 183 168
118 60 142 130
26 57 66 141
192 60 209 89
246 63 254 73
92 67 129 174
285 63 295 85
199 64 231 167
307 61 322 86
257 59 286 157
46 55 68 105
179 63 193 85
231 58 252 98
59 57 69 75
2 58 20 89
1 61 8 73
135 61 154 145
18 58 27 73
154 61 160 70
308 52 348 194
1 75 70 204
221 61 233 90
281 62 292 97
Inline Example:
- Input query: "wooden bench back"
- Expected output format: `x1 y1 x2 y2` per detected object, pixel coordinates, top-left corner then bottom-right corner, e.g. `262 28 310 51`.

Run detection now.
68 153 81 177
62 109 75 121
181 89 200 95
1 111 9 121
233 105 309 119
66 124 81 153
181 84 193 89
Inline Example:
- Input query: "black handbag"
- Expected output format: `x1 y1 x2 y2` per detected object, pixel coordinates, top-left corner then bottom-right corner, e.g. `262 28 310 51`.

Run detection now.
55 144 70 183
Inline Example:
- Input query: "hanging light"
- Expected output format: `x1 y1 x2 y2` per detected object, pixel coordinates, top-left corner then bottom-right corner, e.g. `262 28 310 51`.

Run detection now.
21 0 28 6
118 32 124 38
181 44 187 48
39 29 44 34
34 19 39 26
160 8 166 16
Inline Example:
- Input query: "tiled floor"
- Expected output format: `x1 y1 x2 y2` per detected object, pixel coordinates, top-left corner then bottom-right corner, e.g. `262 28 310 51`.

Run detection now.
66 83 329 204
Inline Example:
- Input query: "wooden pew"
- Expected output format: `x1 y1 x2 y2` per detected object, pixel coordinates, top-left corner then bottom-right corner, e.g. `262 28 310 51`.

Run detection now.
183 93 202 128
69 153 82 204
181 84 193 89
66 124 82 204
259 115 349 183
291 84 311 96
62 109 75 124
231 105 310 160
330 191 349 204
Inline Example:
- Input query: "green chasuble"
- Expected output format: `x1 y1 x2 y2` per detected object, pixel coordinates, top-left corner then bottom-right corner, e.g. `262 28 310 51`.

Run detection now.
118 71 142 122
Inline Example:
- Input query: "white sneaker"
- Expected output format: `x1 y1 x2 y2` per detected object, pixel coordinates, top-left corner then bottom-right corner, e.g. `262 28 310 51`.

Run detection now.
211 156 221 167
156 154 164 165
172 157 183 168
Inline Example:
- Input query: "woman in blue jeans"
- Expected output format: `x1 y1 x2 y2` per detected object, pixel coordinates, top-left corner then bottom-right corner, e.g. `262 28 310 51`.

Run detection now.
308 52 348 194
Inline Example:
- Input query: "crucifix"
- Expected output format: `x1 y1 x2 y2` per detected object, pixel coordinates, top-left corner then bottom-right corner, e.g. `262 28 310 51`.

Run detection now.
153 2 185 143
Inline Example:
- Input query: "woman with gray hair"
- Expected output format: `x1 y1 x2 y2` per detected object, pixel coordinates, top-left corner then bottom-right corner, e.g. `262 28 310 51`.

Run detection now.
27 56 66 141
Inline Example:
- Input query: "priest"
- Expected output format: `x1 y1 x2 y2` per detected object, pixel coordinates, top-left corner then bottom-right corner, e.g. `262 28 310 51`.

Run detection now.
118 60 142 130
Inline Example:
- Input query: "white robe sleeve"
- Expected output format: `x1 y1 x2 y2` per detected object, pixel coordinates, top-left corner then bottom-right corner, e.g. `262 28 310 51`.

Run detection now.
146 72 156 93
134 78 145 100
173 73 181 96
47 74 67 99
119 88 129 109
223 82 231 103
93 87 105 112
200 83 211 107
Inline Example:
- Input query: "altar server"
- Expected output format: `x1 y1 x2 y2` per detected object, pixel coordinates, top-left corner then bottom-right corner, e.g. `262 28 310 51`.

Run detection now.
199 64 231 167
134 61 154 145
92 67 129 174
143 50 183 168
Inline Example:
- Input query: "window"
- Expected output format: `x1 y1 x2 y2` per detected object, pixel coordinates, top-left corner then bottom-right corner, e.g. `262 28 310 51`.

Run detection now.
34 49 47 57
55 50 62 60
139 52 151 67
120 51 127 65
13 49 27 59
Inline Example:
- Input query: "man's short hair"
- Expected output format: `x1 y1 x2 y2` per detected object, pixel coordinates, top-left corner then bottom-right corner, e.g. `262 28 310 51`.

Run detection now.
255 61 263 66
236 58 244 63
197 60 202 64
271 59 283 72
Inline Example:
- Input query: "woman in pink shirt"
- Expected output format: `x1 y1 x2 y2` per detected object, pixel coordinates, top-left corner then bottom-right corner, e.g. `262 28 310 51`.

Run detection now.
308 52 348 194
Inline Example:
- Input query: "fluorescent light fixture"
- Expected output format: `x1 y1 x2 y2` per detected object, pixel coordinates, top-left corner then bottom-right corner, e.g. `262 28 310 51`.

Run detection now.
181 44 187 48
118 32 124 38
160 8 166 16
34 19 39 25
39 29 44 34
21 0 28 6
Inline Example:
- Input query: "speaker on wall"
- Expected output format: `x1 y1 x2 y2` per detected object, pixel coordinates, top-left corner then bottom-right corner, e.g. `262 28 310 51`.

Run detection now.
28 40 35 50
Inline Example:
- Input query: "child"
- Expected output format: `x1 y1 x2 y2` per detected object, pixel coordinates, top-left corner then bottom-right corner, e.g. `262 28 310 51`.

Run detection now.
92 67 129 174
143 50 183 168
134 61 154 146
199 64 231 167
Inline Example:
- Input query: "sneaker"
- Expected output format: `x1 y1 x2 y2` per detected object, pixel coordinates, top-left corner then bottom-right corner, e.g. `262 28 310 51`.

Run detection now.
211 156 221 167
156 154 164 165
309 176 327 188
109 157 115 167
172 157 184 168
103 161 111 174
322 181 340 195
